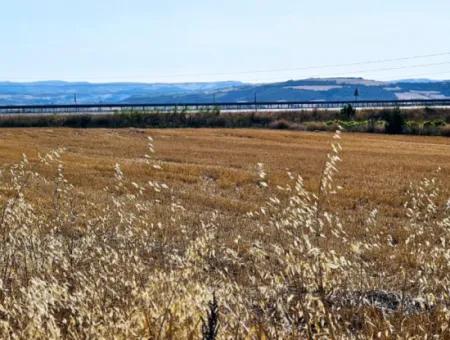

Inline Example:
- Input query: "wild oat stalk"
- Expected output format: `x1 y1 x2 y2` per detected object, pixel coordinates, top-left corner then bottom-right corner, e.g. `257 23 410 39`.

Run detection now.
0 131 448 338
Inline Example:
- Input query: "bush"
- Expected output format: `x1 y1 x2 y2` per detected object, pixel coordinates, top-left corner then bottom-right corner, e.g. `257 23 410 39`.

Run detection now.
339 120 368 132
406 121 422 135
422 121 440 136
440 124 450 137
305 121 331 131
269 119 291 130
432 119 446 127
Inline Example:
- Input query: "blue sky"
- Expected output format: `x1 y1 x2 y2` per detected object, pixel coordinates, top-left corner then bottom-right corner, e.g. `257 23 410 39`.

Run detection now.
1 0 450 83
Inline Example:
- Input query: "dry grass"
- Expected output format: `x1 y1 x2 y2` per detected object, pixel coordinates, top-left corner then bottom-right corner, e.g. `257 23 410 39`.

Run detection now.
0 128 449 338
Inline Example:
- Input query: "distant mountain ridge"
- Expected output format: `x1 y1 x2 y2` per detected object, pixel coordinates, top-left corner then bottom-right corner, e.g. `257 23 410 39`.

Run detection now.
0 78 449 105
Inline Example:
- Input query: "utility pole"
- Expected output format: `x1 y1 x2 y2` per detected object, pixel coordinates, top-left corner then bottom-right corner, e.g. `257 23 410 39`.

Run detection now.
254 92 257 113
74 93 77 104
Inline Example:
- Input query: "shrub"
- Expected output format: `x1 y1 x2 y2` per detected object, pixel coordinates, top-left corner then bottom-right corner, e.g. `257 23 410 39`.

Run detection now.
422 121 441 136
432 119 446 127
406 121 422 135
440 124 450 137
339 120 368 132
305 121 330 131
269 119 291 129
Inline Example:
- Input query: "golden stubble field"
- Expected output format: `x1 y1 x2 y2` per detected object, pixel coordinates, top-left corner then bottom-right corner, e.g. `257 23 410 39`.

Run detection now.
0 128 448 217
1 127 450 338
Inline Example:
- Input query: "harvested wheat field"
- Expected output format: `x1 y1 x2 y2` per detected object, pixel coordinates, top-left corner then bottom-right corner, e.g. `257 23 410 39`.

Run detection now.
0 128 449 338
0 128 448 216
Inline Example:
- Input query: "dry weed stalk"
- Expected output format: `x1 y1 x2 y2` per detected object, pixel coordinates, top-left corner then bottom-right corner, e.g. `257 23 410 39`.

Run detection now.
0 131 448 339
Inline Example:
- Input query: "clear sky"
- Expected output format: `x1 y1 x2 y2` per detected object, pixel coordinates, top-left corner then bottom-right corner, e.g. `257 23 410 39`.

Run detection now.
1 0 450 83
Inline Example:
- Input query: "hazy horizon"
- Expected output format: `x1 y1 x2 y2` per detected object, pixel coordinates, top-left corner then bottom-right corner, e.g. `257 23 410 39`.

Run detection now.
1 76 449 85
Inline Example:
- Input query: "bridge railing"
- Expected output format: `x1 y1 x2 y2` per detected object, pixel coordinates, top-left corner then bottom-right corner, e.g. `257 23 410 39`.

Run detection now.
0 99 450 114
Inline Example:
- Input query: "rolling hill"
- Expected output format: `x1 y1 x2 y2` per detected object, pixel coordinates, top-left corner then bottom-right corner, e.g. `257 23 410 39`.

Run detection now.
0 78 449 105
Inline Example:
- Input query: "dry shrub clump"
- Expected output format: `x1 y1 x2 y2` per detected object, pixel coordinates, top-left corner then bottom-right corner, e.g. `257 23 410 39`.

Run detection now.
441 124 450 137
0 131 449 339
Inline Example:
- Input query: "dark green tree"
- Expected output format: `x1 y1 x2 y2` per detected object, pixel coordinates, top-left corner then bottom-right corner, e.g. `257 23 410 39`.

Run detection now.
340 104 356 121
383 107 405 134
